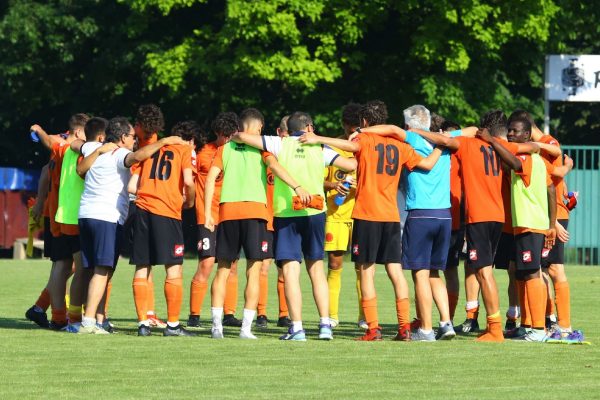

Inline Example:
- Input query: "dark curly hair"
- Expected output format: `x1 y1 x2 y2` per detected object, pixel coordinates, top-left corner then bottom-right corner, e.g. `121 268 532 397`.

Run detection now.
171 120 202 143
105 117 132 143
359 100 388 126
480 109 507 130
430 112 446 132
441 119 461 131
508 109 536 127
211 112 239 138
135 104 164 138
341 103 361 128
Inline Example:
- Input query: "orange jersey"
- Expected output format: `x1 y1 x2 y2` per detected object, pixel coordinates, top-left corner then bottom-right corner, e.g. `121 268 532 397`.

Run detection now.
42 134 66 218
134 125 158 148
538 135 569 220
513 153 554 235
455 137 519 224
352 133 423 222
449 152 462 231
135 144 192 220
211 146 270 223
194 143 223 225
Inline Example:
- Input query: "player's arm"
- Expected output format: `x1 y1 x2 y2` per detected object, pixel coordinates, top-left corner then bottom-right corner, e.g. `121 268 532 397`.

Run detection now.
415 147 443 171
30 124 57 150
31 164 49 220
477 128 522 171
183 167 195 209
76 142 119 177
515 142 540 154
299 132 360 153
458 127 478 137
410 128 459 150
127 173 139 195
537 142 562 158
550 155 574 178
204 165 221 232
124 136 185 168
359 125 407 142
331 154 357 172
231 132 265 150
545 183 557 249
70 139 85 154
265 155 311 206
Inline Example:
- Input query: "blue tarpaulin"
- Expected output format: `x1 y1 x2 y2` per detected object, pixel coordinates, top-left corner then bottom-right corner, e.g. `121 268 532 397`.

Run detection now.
0 167 40 191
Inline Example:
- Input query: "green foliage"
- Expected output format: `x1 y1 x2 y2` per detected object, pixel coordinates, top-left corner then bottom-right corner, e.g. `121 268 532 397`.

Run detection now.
0 0 599 167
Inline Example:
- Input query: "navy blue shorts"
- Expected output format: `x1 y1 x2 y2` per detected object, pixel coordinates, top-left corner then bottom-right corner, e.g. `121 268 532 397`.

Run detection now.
79 218 123 269
274 213 325 262
402 209 452 270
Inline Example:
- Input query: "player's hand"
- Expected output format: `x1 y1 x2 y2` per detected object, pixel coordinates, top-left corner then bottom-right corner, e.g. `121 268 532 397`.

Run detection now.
348 131 361 141
205 215 215 232
545 228 557 249
476 128 493 143
30 124 44 135
98 142 118 154
160 136 186 146
31 201 43 221
440 130 452 138
298 132 319 145
564 155 574 170
294 186 312 206
555 221 569 243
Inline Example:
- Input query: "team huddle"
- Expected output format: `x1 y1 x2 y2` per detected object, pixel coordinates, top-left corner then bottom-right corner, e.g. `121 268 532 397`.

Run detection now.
24 100 581 342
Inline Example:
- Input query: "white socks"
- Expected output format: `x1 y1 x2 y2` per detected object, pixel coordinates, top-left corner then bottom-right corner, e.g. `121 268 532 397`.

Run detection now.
465 300 479 310
212 307 224 329
292 321 303 332
241 309 255 332
82 316 96 327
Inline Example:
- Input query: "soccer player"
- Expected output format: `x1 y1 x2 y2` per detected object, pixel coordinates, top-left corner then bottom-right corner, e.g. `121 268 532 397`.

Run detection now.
323 103 364 329
235 111 356 341
499 116 557 341
187 118 242 329
30 114 89 330
277 115 290 138
77 118 185 334
301 101 442 341
130 112 196 336
205 111 307 339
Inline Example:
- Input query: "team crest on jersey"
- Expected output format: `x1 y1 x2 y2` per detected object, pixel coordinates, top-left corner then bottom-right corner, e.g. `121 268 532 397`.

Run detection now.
261 241 268 252
522 251 532 263
267 172 274 185
325 232 334 243
469 249 478 261
352 244 359 255
541 248 550 258
519 155 527 161
173 244 184 257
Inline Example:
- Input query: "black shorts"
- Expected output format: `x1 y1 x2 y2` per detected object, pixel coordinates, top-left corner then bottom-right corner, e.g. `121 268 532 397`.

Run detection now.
50 234 80 262
494 232 515 270
542 219 568 267
43 217 52 258
446 228 465 268
465 222 502 268
197 224 217 259
216 219 269 262
351 219 402 264
130 208 184 266
515 232 544 271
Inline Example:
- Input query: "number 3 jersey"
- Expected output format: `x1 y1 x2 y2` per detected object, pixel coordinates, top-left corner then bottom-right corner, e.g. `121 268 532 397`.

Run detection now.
351 133 423 222
135 144 193 221
454 136 518 225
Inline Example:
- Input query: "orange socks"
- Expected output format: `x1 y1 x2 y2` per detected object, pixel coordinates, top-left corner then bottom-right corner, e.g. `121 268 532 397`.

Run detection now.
277 276 288 317
466 306 479 320
395 298 410 328
164 278 183 323
447 291 459 321
224 274 238 315
526 278 547 330
189 279 208 316
258 274 268 316
147 279 155 314
362 297 379 329
104 280 112 317
132 277 148 322
35 288 51 311
517 280 531 327
554 281 571 329
476 313 504 342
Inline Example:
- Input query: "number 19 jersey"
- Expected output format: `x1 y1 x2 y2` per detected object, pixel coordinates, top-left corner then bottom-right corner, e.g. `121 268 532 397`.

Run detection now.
351 133 423 222
455 136 518 224
135 144 192 220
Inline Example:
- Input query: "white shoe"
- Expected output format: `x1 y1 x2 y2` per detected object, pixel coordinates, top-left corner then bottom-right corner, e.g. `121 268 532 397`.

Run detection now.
78 324 109 335
239 330 257 339
211 327 224 339
330 319 339 328
358 320 369 330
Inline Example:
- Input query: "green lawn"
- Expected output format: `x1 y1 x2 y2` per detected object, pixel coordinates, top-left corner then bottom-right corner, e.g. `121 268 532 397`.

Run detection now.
1 259 599 399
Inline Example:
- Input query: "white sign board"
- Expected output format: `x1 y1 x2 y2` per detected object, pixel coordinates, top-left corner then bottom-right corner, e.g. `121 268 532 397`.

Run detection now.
546 55 600 102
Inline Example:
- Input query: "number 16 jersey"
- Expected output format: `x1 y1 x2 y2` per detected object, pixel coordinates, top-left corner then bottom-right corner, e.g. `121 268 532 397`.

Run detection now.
135 144 193 221
351 133 423 222
454 136 518 224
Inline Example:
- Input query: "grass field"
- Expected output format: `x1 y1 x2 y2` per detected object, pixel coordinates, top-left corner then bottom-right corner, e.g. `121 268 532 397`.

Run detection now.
1 259 599 399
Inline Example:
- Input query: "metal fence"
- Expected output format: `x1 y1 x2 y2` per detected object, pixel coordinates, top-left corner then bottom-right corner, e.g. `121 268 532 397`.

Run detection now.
563 146 600 265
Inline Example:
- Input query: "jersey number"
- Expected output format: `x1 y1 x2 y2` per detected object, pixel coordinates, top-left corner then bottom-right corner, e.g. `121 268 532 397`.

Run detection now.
149 151 174 180
375 143 399 176
479 145 500 176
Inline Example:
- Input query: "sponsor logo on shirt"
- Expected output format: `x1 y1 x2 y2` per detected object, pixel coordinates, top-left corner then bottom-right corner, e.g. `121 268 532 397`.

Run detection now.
234 143 246 152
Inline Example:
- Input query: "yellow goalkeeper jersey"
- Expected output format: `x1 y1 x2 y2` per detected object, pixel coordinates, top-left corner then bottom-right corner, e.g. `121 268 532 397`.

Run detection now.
325 147 356 222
